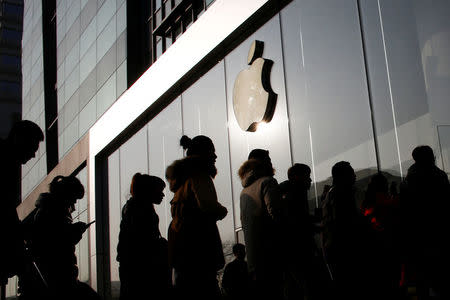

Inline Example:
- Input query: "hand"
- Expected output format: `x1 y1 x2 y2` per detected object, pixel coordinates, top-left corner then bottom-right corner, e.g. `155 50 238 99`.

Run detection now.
73 221 88 234
217 206 228 221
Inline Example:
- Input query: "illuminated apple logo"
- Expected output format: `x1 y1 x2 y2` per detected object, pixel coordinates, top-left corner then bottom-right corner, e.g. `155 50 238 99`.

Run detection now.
233 40 277 132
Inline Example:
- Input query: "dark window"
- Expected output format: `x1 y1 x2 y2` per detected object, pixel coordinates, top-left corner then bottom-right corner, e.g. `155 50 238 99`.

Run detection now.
182 7 193 31
3 3 23 16
151 0 214 62
42 0 59 172
0 81 21 97
127 0 216 84
0 55 21 68
0 29 22 46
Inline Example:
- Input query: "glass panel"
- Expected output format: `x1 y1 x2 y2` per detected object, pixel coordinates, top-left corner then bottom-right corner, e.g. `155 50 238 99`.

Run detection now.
108 150 121 298
155 8 162 27
164 29 172 51
96 15 116 62
147 98 183 239
156 36 163 59
182 62 235 253
173 21 182 40
224 16 292 228
438 126 450 174
162 0 170 19
155 0 161 11
97 0 116 35
96 72 117 118
193 2 204 20
285 0 378 207
182 8 193 31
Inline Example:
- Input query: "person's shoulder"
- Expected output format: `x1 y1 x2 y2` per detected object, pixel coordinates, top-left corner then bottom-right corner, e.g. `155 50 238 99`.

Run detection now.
279 180 290 190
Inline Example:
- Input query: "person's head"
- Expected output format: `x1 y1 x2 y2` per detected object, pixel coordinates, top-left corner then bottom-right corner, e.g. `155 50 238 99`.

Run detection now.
245 148 274 176
412 145 435 166
232 243 246 260
130 173 166 204
49 175 84 212
248 148 273 168
331 161 356 187
7 120 44 164
367 173 388 194
288 163 312 190
248 149 271 163
180 135 217 177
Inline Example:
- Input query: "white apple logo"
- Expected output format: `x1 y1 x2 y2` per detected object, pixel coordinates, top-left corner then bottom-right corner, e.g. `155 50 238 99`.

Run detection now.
233 40 277 132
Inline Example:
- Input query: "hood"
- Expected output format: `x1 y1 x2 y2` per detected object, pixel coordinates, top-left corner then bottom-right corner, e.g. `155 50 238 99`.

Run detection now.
238 159 273 188
166 155 213 192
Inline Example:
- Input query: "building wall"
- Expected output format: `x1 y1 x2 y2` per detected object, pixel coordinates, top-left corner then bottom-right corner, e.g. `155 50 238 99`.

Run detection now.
102 0 448 296
0 0 23 139
20 0 127 200
16 0 450 298
56 0 127 161
21 0 47 207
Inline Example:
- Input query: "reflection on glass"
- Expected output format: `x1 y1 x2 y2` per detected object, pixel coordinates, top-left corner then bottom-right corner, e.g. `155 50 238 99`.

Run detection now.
156 37 163 58
154 0 161 11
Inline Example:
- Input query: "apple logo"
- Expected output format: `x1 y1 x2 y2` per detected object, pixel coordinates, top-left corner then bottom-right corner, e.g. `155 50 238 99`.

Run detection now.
233 40 277 132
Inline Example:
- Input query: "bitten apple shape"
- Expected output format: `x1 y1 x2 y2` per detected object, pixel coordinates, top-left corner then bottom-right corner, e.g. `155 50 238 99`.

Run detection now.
233 40 277 132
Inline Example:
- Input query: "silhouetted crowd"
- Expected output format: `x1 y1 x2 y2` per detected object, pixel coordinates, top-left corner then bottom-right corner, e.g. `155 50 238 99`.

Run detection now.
1 121 449 300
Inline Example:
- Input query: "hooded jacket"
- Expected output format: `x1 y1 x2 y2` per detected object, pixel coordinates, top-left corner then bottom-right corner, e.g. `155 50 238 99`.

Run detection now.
166 155 227 271
31 193 83 284
238 158 281 275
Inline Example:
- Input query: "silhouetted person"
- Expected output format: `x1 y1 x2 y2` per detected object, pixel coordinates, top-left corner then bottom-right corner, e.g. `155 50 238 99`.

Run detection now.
166 135 228 300
321 161 371 300
279 163 327 300
221 243 249 300
238 149 283 299
28 175 99 300
0 121 43 287
399 145 450 299
117 173 169 300
361 173 401 300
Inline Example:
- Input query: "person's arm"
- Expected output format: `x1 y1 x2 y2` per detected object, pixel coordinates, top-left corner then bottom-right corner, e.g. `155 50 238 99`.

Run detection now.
262 177 282 221
191 174 227 220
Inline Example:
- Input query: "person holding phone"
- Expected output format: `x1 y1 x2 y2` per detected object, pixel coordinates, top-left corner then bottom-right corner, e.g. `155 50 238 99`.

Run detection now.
26 175 99 300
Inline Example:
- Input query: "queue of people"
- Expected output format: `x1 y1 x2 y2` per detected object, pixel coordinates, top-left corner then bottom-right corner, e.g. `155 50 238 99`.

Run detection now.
1 121 449 300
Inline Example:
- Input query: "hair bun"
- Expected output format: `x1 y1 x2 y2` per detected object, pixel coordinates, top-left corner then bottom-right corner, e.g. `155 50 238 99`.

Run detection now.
180 135 192 150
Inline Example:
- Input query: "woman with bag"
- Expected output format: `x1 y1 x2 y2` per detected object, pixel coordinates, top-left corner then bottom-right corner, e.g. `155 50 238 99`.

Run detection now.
117 173 170 300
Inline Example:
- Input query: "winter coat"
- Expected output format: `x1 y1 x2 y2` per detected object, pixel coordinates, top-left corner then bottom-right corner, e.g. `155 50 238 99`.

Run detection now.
31 193 84 286
0 139 24 281
279 180 316 258
117 197 170 299
238 158 282 275
167 155 227 272
400 163 450 262
117 197 162 266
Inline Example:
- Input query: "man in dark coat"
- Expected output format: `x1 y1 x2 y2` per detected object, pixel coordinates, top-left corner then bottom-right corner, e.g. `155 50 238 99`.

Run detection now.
400 145 450 299
0 121 43 287
279 163 325 300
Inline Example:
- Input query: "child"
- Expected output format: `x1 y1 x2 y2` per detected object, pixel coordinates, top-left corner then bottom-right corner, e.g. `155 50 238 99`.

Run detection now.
221 243 249 300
